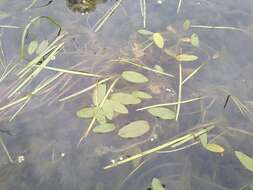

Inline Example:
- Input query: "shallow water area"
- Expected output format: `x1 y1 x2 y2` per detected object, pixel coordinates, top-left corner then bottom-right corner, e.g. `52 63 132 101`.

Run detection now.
0 0 253 189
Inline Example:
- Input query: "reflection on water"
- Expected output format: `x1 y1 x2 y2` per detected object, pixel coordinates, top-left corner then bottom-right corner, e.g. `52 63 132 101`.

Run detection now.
0 0 253 189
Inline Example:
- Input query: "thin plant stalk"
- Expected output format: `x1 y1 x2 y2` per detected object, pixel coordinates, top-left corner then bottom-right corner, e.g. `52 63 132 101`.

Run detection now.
190 24 244 32
104 125 215 169
0 25 21 29
0 135 13 163
175 63 182 121
177 0 182 14
136 97 202 111
59 76 114 102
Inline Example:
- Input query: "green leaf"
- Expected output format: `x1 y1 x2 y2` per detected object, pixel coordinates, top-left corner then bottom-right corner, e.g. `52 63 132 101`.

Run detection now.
110 100 128 114
76 107 94 118
121 71 149 84
92 84 107 106
118 120 150 138
164 48 177 58
102 100 114 120
154 65 164 72
137 29 153 35
151 178 165 190
132 91 152 99
27 40 38 55
176 54 198 62
235 151 253 173
148 107 175 120
0 11 10 20
153 33 164 48
92 123 116 133
205 143 224 153
183 19 191 30
94 107 107 124
36 40 49 55
199 132 207 147
191 33 199 47
111 92 141 105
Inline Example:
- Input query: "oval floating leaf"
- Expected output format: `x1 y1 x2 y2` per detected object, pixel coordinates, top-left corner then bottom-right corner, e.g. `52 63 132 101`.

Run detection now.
93 84 107 106
205 143 224 153
152 178 165 190
118 120 150 138
153 33 164 48
102 100 114 120
76 107 94 118
36 40 49 55
110 100 128 114
154 65 164 72
176 54 198 62
148 107 176 120
94 107 107 124
191 33 199 47
121 71 149 84
132 91 152 99
93 123 116 133
27 40 38 55
183 19 191 30
138 29 153 35
235 151 253 173
111 92 141 105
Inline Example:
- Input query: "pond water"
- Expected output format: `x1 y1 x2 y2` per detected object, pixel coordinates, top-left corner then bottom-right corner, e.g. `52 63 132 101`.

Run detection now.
0 0 253 189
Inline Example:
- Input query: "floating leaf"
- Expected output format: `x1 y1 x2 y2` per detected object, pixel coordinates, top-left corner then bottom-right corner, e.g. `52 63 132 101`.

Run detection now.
121 71 149 84
76 107 94 118
110 100 128 114
132 91 152 99
148 107 176 120
118 120 150 138
36 40 49 55
154 65 164 72
27 40 38 55
183 19 191 30
92 123 116 133
235 151 253 173
111 92 141 105
151 178 165 190
176 54 198 62
137 29 153 35
191 33 199 47
92 84 106 106
102 100 114 120
164 48 177 58
94 107 107 124
205 143 224 153
153 33 164 48
199 131 208 147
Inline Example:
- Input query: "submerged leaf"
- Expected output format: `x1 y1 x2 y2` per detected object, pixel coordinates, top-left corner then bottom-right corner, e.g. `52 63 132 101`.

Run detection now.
151 178 165 190
76 107 94 118
176 54 198 62
154 65 164 72
164 48 177 58
183 19 191 30
132 91 152 99
92 123 116 133
191 33 199 47
205 143 224 153
27 40 38 55
111 92 141 105
118 120 150 138
235 151 253 173
148 107 175 120
102 100 114 120
153 33 164 48
36 40 49 55
110 100 128 114
121 71 149 84
137 29 153 35
92 84 107 106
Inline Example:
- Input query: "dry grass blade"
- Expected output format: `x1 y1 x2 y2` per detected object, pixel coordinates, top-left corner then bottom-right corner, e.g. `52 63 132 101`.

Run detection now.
93 0 123 32
175 63 182 121
136 97 202 111
177 0 182 14
182 62 207 85
59 76 114 102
